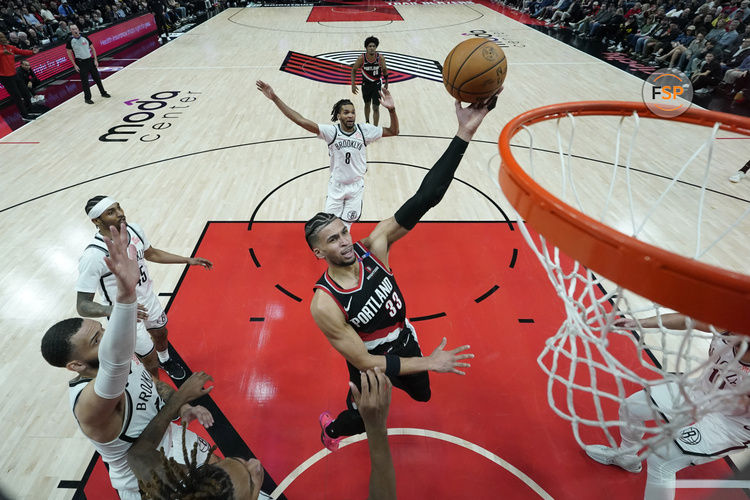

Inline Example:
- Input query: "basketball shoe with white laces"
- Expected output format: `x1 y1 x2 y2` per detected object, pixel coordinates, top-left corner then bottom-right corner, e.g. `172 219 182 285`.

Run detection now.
319 412 343 451
729 171 745 183
159 357 186 380
585 445 642 473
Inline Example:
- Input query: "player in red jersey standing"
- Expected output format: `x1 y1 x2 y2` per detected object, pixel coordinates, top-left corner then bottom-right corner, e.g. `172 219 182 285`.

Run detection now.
351 36 389 125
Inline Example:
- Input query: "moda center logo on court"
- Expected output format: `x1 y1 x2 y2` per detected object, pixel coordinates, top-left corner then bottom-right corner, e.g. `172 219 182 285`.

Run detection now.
98 90 202 143
641 68 693 118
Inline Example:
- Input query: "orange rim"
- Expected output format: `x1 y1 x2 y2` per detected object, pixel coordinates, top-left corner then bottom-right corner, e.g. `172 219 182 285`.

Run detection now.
498 101 750 335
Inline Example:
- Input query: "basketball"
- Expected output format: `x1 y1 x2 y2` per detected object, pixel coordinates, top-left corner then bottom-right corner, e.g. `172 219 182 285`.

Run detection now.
442 38 507 103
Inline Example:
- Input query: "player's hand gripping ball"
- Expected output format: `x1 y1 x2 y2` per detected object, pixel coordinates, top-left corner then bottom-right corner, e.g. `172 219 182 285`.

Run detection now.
443 38 507 103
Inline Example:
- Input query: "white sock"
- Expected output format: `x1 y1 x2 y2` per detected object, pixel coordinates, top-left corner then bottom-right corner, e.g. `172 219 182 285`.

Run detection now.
157 350 170 363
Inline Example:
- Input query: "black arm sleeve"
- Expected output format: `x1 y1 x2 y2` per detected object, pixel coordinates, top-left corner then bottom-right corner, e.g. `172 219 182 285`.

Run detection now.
394 136 469 230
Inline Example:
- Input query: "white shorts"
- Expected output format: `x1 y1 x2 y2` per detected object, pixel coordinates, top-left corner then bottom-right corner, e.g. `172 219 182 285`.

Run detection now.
134 321 155 358
116 489 142 500
142 293 167 330
134 298 167 356
650 383 750 457
326 178 365 223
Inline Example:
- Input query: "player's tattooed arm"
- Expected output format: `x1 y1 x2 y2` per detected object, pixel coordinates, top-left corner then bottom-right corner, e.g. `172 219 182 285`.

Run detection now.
155 378 215 427
128 372 214 484
77 291 113 318
77 292 148 320
155 379 176 404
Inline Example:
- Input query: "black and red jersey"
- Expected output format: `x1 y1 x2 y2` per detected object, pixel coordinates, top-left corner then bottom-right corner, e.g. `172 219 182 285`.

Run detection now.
361 53 382 84
314 242 407 350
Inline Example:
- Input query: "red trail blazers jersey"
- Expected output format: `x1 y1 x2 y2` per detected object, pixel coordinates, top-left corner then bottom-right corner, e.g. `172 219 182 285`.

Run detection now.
314 242 407 351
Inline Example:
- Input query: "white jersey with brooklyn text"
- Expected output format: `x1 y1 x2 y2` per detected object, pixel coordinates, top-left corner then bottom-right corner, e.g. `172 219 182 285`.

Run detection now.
76 222 162 320
318 123 383 184
68 356 210 493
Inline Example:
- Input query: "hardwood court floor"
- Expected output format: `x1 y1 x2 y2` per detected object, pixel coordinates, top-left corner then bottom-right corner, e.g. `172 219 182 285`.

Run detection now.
0 2 748 499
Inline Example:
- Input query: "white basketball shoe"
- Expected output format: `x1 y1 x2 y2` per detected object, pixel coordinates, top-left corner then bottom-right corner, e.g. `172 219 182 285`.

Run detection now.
729 171 745 183
585 445 643 473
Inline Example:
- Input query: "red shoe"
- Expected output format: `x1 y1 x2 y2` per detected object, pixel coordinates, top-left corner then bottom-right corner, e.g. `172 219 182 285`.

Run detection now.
319 412 343 451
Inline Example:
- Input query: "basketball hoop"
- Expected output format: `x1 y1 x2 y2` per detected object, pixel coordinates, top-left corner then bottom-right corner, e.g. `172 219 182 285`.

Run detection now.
497 101 750 458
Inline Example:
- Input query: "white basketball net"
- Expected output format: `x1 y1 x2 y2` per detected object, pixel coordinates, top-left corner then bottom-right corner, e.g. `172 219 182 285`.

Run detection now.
501 108 750 460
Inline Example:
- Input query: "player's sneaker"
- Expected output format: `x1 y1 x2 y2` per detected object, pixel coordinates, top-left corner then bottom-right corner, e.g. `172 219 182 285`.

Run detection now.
729 171 745 183
319 412 343 451
160 358 187 380
585 445 642 473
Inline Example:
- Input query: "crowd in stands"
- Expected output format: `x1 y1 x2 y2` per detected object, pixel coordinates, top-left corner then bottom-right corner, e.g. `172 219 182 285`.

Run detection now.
0 0 199 51
501 0 750 101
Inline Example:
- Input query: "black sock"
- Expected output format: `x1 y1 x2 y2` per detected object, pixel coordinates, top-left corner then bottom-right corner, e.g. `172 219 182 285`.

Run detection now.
741 160 750 174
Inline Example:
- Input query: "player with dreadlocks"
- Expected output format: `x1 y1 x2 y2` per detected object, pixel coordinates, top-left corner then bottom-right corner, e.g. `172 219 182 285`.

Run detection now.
307 90 503 451
256 79 399 226
130 369 398 500
129 371 270 500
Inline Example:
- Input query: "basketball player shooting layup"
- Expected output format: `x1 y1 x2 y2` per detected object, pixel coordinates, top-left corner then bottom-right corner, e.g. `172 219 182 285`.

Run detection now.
256 80 399 226
305 90 501 451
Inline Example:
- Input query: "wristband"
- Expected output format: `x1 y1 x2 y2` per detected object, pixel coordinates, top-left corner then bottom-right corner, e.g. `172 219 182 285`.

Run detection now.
385 354 401 377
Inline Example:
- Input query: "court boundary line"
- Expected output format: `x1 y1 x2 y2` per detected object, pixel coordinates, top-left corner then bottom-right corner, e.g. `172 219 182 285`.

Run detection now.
269 427 555 499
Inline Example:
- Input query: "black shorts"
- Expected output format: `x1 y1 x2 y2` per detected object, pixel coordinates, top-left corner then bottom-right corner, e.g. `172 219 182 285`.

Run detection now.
346 325 431 402
361 80 381 106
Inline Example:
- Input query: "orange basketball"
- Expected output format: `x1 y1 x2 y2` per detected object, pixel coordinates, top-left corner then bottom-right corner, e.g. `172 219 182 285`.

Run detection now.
443 38 507 103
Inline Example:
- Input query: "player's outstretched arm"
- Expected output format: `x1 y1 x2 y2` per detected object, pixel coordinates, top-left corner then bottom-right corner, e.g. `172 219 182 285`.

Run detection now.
351 368 396 500
312 291 473 376
76 292 149 321
75 223 140 439
256 79 319 135
144 246 212 269
128 371 214 484
362 91 502 261
380 88 399 137
614 313 713 332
